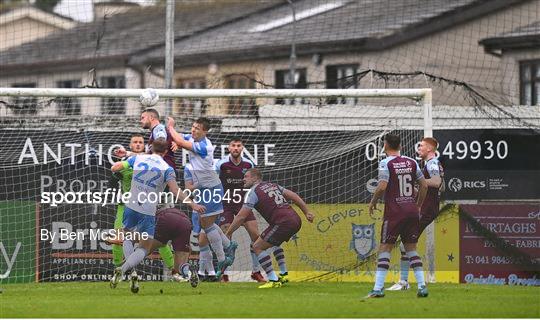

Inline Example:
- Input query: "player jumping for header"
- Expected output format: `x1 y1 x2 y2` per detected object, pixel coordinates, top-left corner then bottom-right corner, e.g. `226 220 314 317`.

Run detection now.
167 117 237 278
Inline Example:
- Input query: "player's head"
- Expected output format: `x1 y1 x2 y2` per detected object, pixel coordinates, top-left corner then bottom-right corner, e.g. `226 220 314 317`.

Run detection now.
129 134 145 153
418 137 438 160
244 168 262 188
152 137 169 156
191 117 210 139
140 108 160 129
383 134 401 153
228 137 244 159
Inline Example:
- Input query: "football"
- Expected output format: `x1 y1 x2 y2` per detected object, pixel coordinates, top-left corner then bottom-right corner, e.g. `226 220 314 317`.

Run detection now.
139 88 159 107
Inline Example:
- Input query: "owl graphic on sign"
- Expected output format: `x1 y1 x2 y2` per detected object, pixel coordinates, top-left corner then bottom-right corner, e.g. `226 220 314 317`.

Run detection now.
349 223 376 260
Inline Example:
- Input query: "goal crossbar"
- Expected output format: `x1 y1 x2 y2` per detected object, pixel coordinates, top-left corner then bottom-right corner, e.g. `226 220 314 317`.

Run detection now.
0 88 431 99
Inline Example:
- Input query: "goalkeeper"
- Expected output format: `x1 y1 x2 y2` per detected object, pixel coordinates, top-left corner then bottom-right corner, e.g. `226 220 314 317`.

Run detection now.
108 134 176 278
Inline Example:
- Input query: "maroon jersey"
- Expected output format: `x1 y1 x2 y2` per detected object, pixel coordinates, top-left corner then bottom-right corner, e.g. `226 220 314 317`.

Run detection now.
378 155 424 218
216 156 255 210
421 157 444 215
147 123 176 169
244 181 296 224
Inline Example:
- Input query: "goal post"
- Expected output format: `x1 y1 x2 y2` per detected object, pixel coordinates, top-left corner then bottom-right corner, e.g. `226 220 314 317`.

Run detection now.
0 87 436 283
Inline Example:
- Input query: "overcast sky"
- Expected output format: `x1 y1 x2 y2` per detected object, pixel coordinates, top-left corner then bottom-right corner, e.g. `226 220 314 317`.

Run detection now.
54 0 155 22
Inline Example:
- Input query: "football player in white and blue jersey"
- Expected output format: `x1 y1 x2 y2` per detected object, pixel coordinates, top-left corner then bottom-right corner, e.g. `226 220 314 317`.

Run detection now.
184 163 217 281
167 117 237 279
110 138 204 292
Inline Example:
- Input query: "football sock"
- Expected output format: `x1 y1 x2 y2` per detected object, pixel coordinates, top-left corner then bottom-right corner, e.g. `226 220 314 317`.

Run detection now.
199 245 212 274
400 243 409 282
257 252 278 281
407 251 426 288
158 245 175 270
250 244 260 273
121 247 147 274
272 246 287 274
217 226 231 248
112 243 123 267
205 224 225 262
122 239 134 260
374 251 391 290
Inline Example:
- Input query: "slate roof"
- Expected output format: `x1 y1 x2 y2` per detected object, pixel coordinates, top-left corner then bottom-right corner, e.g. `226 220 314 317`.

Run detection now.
0 1 281 75
0 0 531 74
479 20 540 52
133 0 528 66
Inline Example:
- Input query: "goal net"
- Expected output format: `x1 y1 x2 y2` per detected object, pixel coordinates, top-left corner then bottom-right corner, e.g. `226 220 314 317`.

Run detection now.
1 0 539 286
0 88 434 283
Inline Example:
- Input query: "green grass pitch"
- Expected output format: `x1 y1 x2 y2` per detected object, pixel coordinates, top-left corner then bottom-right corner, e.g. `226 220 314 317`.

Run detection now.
0 282 538 318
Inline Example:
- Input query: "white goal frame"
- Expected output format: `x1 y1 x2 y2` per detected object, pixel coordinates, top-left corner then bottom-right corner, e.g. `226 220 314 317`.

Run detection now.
0 87 435 282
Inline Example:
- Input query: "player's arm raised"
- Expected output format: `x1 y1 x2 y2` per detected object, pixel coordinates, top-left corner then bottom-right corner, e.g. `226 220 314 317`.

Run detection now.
113 147 133 158
282 189 315 222
166 117 194 151
111 156 134 172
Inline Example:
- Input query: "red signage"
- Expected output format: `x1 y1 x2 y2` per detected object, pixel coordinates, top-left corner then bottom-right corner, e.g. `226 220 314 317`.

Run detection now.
459 204 540 285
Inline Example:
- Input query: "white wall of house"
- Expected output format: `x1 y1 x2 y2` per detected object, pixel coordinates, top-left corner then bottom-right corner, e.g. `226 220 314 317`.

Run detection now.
1 0 539 118
169 0 540 113
0 67 144 117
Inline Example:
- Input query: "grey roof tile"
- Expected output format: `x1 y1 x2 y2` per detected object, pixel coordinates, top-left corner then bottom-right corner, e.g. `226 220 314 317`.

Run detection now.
0 1 281 68
134 0 482 65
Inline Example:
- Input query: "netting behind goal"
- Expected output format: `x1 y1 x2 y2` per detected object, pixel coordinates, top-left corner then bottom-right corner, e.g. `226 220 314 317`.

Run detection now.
1 0 539 285
0 89 431 283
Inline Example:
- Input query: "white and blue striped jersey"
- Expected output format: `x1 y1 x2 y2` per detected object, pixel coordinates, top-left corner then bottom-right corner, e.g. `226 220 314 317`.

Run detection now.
183 163 197 188
182 134 221 188
124 154 176 216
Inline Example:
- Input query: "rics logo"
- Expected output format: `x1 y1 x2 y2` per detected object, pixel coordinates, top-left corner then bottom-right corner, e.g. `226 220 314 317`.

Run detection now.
448 177 463 192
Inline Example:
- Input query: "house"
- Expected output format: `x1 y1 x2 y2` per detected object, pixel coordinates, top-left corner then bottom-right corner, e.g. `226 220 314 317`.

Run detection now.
131 0 540 118
0 4 75 51
0 1 281 117
479 20 540 106
1 0 539 120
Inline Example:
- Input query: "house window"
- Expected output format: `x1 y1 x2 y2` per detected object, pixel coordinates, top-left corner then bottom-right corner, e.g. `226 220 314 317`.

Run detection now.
57 80 81 115
275 68 307 105
100 76 125 114
225 74 257 116
520 60 540 105
177 78 206 116
326 64 358 104
11 83 37 115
